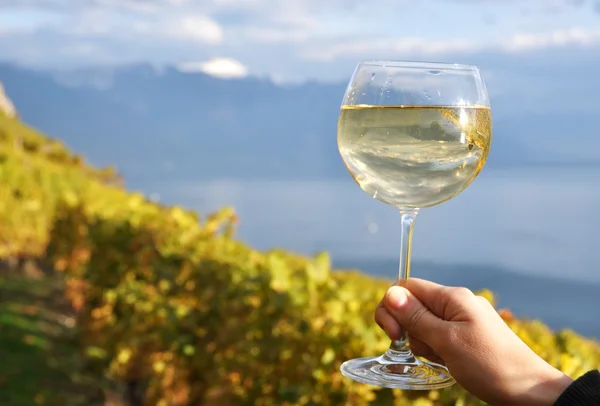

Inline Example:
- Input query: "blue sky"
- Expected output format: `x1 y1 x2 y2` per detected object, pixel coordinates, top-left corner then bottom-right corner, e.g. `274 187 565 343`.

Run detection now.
0 0 600 82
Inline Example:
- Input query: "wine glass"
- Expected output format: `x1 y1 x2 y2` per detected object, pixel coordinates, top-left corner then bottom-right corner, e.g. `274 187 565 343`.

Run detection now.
337 61 492 390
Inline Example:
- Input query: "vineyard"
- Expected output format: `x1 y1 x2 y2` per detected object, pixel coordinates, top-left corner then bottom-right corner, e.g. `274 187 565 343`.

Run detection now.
1 110 600 405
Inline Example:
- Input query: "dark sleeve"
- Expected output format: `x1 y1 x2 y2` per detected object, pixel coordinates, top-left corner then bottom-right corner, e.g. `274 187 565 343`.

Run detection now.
554 370 600 405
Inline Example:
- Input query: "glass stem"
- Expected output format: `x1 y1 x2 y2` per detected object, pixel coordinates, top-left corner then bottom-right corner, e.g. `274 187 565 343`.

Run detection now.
387 208 419 360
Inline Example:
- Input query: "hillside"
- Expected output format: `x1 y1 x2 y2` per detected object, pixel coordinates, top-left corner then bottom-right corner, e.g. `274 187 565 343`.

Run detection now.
0 109 599 405
0 109 121 258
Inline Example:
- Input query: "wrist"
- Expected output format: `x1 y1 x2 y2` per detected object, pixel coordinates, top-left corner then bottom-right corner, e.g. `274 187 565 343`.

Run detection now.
517 368 573 406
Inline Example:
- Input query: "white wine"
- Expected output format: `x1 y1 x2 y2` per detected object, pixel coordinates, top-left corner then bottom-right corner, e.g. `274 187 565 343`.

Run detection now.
338 105 492 208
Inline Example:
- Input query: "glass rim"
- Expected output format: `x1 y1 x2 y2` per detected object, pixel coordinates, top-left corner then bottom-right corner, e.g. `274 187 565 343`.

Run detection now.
358 60 479 71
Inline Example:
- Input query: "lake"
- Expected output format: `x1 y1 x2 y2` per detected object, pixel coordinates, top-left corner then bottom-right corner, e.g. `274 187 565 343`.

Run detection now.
146 166 600 338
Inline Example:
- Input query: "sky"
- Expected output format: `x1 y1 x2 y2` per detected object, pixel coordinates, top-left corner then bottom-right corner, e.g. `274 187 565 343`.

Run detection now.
1 0 600 82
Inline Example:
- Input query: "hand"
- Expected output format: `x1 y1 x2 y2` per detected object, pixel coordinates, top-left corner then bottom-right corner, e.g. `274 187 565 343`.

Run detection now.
375 278 573 406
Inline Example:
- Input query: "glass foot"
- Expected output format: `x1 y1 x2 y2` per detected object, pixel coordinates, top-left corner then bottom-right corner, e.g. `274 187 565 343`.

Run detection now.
340 351 455 390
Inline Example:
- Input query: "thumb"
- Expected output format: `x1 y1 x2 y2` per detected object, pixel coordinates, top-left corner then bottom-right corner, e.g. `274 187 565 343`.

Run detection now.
383 286 446 347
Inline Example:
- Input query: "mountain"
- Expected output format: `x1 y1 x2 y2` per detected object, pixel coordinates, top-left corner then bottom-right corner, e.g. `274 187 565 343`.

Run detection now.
0 63 597 191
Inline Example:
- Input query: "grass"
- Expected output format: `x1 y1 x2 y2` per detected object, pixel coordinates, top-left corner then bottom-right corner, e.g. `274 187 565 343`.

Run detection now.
0 273 104 406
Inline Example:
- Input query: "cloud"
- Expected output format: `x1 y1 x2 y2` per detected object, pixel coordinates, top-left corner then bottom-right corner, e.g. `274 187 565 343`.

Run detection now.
300 27 600 62
1 0 600 82
165 16 223 44
300 38 478 62
177 57 248 78
504 28 600 51
231 27 312 44
60 8 224 45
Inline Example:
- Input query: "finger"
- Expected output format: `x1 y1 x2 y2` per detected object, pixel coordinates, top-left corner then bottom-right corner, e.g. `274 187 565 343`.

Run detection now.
374 305 403 340
408 335 435 357
407 279 478 321
383 286 446 347
409 335 446 366
403 278 451 318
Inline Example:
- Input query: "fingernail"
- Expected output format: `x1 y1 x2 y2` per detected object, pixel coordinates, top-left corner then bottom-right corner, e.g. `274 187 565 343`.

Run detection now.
387 286 408 309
